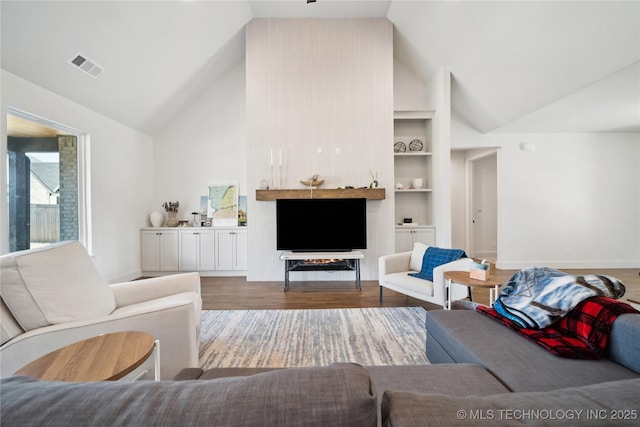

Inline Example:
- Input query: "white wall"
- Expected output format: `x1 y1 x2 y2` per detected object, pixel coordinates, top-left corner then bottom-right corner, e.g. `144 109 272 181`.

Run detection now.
152 61 247 221
246 19 394 281
429 68 453 247
450 150 466 249
394 61 429 111
452 116 640 269
149 24 443 283
1 70 154 281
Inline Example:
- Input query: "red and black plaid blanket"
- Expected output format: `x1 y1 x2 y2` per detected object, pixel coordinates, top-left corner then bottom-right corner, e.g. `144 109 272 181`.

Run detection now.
477 296 639 359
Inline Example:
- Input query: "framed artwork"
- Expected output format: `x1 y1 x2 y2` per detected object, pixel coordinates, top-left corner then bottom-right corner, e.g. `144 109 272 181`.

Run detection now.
207 181 238 226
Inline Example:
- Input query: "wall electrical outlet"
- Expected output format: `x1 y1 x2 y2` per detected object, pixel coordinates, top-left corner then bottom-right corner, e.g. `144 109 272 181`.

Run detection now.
335 148 341 155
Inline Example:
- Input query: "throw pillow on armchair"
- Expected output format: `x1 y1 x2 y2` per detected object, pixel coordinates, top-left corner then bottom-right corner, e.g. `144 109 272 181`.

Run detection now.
409 247 466 282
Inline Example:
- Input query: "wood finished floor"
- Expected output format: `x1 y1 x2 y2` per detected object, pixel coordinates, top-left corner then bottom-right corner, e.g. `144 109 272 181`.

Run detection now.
200 268 640 311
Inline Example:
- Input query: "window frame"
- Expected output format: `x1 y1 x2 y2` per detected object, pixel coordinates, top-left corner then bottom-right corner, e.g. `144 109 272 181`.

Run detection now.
7 107 92 254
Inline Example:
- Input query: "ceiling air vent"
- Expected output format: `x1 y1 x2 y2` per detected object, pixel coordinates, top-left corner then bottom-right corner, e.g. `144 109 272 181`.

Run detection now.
68 53 104 79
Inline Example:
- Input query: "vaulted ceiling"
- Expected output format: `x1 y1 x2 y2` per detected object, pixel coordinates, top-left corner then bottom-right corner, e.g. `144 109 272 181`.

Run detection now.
2 1 639 136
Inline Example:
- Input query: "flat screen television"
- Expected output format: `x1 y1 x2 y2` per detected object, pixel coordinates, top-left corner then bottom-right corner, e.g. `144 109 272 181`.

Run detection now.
276 198 367 252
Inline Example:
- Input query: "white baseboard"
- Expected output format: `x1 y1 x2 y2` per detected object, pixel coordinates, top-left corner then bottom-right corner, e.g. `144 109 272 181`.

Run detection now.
473 251 496 257
199 271 247 277
139 271 247 278
472 251 497 262
496 260 640 270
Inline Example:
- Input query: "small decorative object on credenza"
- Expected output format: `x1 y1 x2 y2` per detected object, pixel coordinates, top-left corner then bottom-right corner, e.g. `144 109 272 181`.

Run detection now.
162 201 180 227
238 209 247 226
149 211 163 228
470 259 491 281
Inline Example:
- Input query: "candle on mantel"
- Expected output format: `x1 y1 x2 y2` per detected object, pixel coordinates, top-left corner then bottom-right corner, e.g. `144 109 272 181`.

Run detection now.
279 149 282 166
270 148 273 166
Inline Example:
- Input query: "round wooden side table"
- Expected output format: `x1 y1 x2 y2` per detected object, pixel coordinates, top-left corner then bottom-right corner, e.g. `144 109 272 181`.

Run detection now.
14 331 159 382
444 270 507 310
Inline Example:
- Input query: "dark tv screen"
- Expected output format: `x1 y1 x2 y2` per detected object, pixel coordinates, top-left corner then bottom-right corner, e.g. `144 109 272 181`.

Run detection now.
276 198 367 252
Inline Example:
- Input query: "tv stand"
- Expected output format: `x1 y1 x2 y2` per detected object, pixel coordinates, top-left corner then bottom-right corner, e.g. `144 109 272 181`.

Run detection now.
279 251 364 291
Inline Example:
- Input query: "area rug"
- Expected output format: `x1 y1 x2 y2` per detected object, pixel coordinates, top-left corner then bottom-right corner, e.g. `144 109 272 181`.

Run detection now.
199 307 429 369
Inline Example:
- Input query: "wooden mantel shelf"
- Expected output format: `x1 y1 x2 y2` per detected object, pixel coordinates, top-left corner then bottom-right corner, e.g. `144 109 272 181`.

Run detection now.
256 188 385 201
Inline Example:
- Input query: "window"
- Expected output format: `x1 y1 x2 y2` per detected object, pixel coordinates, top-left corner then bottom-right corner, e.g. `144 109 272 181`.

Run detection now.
6 108 91 253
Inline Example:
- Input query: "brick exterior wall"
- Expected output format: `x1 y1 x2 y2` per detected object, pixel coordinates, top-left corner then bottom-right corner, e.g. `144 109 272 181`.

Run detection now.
58 136 79 241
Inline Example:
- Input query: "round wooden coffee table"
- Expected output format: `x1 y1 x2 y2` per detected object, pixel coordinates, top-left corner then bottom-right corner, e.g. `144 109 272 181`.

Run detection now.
14 331 158 382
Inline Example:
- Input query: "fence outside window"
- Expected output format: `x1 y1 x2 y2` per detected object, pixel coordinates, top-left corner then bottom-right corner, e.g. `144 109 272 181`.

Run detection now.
30 204 60 243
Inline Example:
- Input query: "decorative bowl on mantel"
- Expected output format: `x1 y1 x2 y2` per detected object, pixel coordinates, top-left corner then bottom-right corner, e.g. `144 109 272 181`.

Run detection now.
300 179 324 188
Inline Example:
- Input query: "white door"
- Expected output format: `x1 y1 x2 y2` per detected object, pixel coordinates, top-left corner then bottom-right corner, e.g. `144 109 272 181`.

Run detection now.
395 228 435 252
159 231 179 271
413 228 435 247
141 231 160 271
234 230 248 271
179 231 199 271
215 230 235 270
198 230 216 271
395 229 415 252
470 154 498 261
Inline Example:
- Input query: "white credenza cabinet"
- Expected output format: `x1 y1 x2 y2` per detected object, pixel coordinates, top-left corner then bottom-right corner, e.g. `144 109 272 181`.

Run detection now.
178 229 216 271
141 229 179 272
215 228 248 271
395 227 435 252
141 227 247 276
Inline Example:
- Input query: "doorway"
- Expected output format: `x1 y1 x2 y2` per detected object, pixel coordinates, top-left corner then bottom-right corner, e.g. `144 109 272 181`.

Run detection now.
450 148 499 262
468 152 498 262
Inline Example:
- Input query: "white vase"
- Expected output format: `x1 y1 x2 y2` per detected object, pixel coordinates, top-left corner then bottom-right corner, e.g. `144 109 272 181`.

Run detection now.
150 211 164 228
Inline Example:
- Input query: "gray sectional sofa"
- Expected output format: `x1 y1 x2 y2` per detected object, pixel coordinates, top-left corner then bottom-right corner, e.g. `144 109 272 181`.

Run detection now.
426 308 640 392
3 363 639 426
2 308 639 426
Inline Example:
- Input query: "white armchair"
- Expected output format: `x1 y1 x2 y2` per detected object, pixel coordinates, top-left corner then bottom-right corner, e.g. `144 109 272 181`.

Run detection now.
0 241 201 380
378 243 473 309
